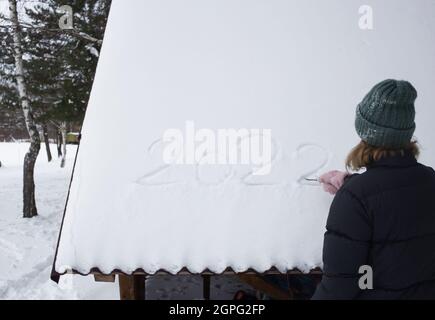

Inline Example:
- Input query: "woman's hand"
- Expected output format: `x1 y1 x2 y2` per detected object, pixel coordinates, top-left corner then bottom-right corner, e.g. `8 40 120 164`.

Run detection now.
319 170 349 195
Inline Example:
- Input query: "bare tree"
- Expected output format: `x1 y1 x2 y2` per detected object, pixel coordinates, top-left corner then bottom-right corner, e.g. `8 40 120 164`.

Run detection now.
59 121 67 168
56 130 62 158
9 0 41 218
51 120 68 167
42 123 52 162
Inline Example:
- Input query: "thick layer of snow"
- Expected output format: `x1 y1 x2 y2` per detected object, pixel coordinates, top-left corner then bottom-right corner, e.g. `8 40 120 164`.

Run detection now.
0 143 253 299
56 0 435 275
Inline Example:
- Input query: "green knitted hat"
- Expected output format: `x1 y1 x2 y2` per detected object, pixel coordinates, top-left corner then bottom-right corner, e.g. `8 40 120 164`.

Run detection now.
355 79 417 148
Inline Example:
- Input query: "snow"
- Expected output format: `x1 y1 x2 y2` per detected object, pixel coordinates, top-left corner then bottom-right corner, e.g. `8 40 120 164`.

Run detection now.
85 45 100 58
0 142 82 299
0 142 254 299
55 0 435 276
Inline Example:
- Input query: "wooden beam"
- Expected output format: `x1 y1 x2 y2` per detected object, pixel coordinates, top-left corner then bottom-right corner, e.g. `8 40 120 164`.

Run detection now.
94 274 116 283
119 274 146 300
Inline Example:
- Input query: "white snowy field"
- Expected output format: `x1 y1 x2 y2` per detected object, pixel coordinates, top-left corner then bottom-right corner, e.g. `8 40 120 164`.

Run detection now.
0 142 252 300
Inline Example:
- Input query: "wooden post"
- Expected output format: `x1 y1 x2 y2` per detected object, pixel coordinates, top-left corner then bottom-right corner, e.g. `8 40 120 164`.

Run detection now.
119 274 146 300
202 275 211 300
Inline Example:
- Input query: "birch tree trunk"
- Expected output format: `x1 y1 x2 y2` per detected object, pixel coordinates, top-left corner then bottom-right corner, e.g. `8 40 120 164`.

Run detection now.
42 123 52 162
60 122 67 168
9 0 41 218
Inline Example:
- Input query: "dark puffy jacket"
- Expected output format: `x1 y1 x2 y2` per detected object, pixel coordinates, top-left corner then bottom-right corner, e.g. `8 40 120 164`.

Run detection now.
312 153 435 300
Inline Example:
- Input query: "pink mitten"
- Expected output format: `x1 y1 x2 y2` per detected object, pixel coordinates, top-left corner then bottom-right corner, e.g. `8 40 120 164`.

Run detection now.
319 170 349 195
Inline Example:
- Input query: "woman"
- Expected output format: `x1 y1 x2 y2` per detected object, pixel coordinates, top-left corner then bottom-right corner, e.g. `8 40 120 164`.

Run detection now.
312 79 435 299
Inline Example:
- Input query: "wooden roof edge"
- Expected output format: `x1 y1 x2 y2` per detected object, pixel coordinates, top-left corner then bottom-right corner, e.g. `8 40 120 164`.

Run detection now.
51 266 323 283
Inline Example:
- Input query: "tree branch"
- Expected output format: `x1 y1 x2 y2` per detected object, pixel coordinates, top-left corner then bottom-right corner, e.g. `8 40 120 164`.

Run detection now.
0 23 103 45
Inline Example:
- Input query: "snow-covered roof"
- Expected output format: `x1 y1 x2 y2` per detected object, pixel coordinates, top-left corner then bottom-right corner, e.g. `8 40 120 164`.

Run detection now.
53 0 435 277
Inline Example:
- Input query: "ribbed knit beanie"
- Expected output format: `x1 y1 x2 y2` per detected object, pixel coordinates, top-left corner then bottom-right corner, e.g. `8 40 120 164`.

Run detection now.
355 79 417 148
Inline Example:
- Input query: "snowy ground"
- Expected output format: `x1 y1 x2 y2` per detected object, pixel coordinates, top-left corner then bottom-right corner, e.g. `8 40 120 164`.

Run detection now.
0 142 253 300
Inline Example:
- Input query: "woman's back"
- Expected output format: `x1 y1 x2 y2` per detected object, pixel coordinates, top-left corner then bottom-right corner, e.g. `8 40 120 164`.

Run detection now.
312 79 435 300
